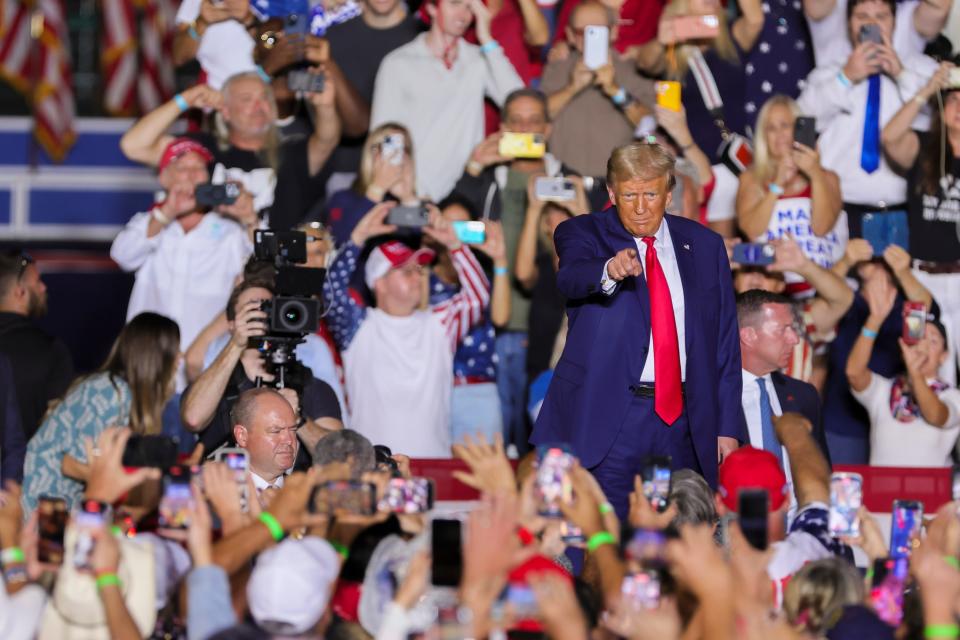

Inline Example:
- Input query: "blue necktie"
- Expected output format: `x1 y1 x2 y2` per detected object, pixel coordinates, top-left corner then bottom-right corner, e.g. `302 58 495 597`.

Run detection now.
860 75 881 173
756 378 783 468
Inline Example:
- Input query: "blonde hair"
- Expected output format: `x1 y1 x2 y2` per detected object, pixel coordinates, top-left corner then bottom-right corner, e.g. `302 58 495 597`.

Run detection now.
751 95 801 184
783 558 864 636
354 123 415 195
215 71 281 172
660 0 739 80
607 142 677 189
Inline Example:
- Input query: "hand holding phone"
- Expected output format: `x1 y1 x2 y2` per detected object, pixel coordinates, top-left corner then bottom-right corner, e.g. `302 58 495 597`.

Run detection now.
641 456 672 513
731 243 775 266
536 445 575 517
793 116 817 149
890 500 923 559
310 480 377 515
379 477 435 513
902 301 926 346
158 465 197 530
583 25 609 70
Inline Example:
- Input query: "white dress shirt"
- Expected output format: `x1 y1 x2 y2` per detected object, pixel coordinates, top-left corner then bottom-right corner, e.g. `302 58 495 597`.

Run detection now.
251 470 286 493
601 219 687 382
741 369 798 517
110 211 253 356
796 55 937 205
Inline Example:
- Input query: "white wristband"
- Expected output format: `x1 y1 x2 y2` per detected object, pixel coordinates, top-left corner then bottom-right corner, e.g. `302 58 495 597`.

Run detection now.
152 207 171 226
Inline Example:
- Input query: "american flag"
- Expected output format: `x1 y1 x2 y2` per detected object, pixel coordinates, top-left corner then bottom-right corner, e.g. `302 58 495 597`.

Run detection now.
101 0 175 116
0 0 77 161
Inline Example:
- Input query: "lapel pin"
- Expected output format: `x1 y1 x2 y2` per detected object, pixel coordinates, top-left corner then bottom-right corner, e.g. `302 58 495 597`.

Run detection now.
682 243 690 250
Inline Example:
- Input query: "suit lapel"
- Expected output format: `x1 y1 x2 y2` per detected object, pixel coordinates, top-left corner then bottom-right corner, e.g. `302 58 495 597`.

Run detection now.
666 216 696 355
771 372 797 413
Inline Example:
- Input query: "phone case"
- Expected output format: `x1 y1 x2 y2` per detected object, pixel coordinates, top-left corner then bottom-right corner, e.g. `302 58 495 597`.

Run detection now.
535 177 576 201
452 221 486 244
499 133 545 159
902 301 926 345
582 25 609 70
655 81 681 112
794 117 817 148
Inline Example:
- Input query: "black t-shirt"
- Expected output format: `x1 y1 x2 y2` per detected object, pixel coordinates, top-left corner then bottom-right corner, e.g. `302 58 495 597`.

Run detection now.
325 15 422 173
907 133 960 262
195 364 343 455
0 312 74 440
187 132 319 231
526 251 566 380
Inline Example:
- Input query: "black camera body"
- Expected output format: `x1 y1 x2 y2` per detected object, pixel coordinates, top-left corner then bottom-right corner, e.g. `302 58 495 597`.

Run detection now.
260 296 320 335
195 182 241 207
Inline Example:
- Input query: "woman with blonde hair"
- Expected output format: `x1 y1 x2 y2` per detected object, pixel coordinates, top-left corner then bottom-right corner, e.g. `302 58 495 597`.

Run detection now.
324 122 419 246
22 313 182 512
736 94 846 294
635 0 764 235
783 558 865 637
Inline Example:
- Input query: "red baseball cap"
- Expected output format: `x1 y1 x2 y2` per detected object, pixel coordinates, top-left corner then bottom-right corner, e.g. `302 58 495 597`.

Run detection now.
717 446 788 512
363 240 435 289
158 137 214 173
506 554 572 632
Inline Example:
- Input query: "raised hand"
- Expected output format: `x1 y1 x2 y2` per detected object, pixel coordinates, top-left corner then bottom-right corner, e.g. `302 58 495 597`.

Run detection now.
607 248 642 282
84 427 162 504
452 432 516 495
350 201 398 247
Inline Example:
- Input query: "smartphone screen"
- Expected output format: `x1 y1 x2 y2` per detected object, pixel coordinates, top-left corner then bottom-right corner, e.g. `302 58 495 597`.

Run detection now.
38 496 67 565
641 456 672 513
738 489 769 550
902 302 926 346
217 448 249 512
431 519 463 587
621 570 661 610
158 465 195 530
870 557 908 627
536 445 575 517
451 221 486 245
828 472 863 537
73 500 108 570
311 480 378 515
890 500 923 559
625 528 666 567
379 478 435 514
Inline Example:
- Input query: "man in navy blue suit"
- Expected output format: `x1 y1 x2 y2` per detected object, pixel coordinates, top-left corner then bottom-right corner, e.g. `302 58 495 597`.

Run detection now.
737 289 832 471
531 142 743 518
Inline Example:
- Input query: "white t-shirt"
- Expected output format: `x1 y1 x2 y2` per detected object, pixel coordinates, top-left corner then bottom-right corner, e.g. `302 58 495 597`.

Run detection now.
853 373 960 467
806 0 927 67
175 0 256 89
343 309 454 458
755 196 848 285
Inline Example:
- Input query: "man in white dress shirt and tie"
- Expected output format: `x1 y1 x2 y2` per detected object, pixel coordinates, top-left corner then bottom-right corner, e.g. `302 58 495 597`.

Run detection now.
737 290 832 488
232 387 300 494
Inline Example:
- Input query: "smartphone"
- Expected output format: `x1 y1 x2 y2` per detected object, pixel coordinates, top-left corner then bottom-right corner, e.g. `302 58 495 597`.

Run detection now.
287 69 325 93
379 133 405 166
158 465 195 530
655 81 681 112
498 132 545 159
431 518 463 587
624 528 666 566
732 242 776 266
536 445 575 517
37 496 68 565
310 480 378 515
794 116 817 149
902 301 926 346
621 570 661 610
121 434 179 469
641 455 672 513
828 472 863 537
73 500 109 571
583 25 609 70
215 447 249 512
953 466 960 502
890 500 923 559
504 583 539 619
560 520 586 545
451 220 486 244
379 477 435 514
285 10 310 36
858 23 883 44
386 204 430 228
869 557 908 627
738 488 769 551
195 182 241 208
671 14 720 41
534 176 577 202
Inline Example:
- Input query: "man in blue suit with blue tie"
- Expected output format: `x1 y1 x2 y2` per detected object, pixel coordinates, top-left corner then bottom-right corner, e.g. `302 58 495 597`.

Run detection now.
531 142 744 518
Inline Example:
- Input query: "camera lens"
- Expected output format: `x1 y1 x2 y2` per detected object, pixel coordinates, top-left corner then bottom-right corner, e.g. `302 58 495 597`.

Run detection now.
283 306 302 324
277 299 308 332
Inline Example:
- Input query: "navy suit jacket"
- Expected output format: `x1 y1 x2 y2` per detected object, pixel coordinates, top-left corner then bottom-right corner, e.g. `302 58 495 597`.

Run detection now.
769 371 832 467
531 209 743 487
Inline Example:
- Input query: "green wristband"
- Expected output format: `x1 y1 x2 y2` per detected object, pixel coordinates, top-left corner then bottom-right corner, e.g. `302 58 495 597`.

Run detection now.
586 531 616 552
599 503 615 515
259 511 285 542
0 546 25 565
95 572 122 590
331 542 349 559
945 556 960 570
925 624 960 639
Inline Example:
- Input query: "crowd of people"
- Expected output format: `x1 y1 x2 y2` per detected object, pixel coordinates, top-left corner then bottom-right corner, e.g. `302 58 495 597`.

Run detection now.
0 0 958 635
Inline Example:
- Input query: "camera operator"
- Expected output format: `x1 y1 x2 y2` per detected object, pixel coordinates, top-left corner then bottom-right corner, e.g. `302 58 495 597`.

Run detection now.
110 138 254 382
180 279 343 463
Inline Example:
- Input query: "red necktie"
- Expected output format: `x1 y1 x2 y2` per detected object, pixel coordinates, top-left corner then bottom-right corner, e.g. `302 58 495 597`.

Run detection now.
642 237 683 425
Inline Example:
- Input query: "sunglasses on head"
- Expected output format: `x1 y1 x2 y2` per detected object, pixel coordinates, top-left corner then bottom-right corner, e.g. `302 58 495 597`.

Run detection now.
3 250 33 281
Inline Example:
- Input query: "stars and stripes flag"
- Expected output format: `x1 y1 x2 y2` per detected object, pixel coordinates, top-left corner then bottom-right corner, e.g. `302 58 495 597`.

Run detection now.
0 0 77 161
101 0 176 116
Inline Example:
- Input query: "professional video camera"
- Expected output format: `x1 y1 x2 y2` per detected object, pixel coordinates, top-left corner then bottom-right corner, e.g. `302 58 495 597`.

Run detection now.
250 229 326 393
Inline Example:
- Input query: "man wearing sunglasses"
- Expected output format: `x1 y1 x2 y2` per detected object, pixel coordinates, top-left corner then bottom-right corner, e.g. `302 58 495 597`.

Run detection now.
0 251 74 442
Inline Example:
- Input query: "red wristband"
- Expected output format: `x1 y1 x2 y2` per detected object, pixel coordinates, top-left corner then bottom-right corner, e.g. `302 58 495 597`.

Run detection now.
517 526 535 546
